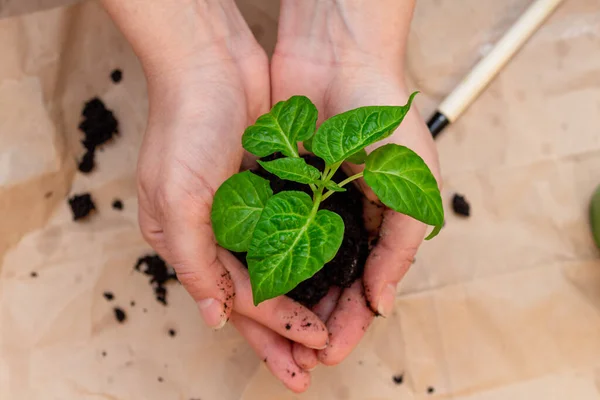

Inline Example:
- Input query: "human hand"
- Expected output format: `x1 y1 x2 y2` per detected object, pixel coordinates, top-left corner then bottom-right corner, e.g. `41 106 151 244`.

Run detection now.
101 0 328 392
271 0 441 369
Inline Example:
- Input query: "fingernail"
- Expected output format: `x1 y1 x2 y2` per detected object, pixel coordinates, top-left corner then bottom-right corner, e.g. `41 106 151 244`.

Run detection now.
377 284 397 317
197 298 227 329
307 343 328 350
307 339 329 350
306 365 317 371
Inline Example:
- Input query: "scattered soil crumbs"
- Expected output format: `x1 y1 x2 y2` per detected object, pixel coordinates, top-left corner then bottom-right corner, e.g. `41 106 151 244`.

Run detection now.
112 199 124 210
110 69 122 83
68 193 96 220
44 191 53 199
103 291 114 301
77 97 119 174
102 351 107 357
130 301 135 306
427 387 435 394
134 254 178 305
393 374 404 385
78 149 95 173
285 323 291 330
114 307 126 323
143 308 148 313
452 194 470 217
168 329 176 337
30 271 38 278
157 377 164 383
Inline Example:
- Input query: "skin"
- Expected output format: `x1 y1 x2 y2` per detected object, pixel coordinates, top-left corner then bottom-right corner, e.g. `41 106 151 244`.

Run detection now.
273 0 442 367
100 0 440 392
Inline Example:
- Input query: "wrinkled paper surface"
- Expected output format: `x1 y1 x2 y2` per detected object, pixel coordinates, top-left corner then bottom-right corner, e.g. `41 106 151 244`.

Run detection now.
1 0 600 399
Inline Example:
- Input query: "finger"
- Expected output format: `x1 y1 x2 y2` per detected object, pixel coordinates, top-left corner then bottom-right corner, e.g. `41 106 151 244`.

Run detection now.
230 313 311 393
318 280 375 366
292 340 319 372
312 286 342 320
161 197 234 330
363 209 425 317
292 287 341 371
218 248 330 350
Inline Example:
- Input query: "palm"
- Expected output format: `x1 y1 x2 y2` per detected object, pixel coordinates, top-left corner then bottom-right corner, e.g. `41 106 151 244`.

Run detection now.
271 49 441 366
137 56 269 267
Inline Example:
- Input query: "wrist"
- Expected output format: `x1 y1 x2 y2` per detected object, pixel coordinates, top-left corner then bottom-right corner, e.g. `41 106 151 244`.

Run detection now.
277 0 414 68
101 0 253 79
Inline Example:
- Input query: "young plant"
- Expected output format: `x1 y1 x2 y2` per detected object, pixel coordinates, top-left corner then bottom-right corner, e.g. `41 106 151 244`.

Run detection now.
211 94 444 305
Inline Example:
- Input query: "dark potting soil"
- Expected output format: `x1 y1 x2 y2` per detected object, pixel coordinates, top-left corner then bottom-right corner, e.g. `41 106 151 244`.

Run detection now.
77 97 119 174
78 149 95 173
393 374 404 385
110 69 123 83
452 193 470 217
68 193 96 220
134 254 179 305
103 291 115 301
114 307 126 323
112 199 124 210
80 98 119 150
234 155 369 307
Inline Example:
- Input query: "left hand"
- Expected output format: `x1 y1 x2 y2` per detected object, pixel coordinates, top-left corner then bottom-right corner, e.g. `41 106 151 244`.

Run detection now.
271 0 442 368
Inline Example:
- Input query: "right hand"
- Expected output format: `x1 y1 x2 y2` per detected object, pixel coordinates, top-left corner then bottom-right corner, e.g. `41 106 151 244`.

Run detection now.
271 0 440 371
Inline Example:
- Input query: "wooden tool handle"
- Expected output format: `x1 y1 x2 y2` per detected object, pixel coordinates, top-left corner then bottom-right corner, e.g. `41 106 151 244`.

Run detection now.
438 0 564 122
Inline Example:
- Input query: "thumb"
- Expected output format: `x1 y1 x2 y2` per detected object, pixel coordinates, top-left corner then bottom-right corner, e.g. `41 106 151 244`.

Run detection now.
363 209 425 317
162 209 234 329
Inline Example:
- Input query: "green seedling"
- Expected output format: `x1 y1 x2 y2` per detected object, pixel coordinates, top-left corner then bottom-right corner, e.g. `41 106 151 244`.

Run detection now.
591 185 600 249
211 94 444 305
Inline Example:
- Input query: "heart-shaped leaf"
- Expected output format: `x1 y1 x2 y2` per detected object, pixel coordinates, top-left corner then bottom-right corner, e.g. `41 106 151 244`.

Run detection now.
325 181 346 192
211 171 273 252
346 149 367 165
363 143 443 239
303 136 314 153
312 92 417 165
242 96 318 158
258 157 321 184
247 191 344 304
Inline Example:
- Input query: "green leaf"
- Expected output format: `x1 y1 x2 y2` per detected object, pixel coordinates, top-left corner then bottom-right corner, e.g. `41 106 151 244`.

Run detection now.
312 92 417 165
303 136 314 153
591 184 600 249
247 191 344 304
258 158 321 184
425 224 443 241
363 143 444 238
346 149 367 164
242 96 318 158
211 171 273 252
324 181 346 192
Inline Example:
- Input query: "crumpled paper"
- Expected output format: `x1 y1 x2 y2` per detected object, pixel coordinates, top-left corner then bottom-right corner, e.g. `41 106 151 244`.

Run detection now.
1 0 599 399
